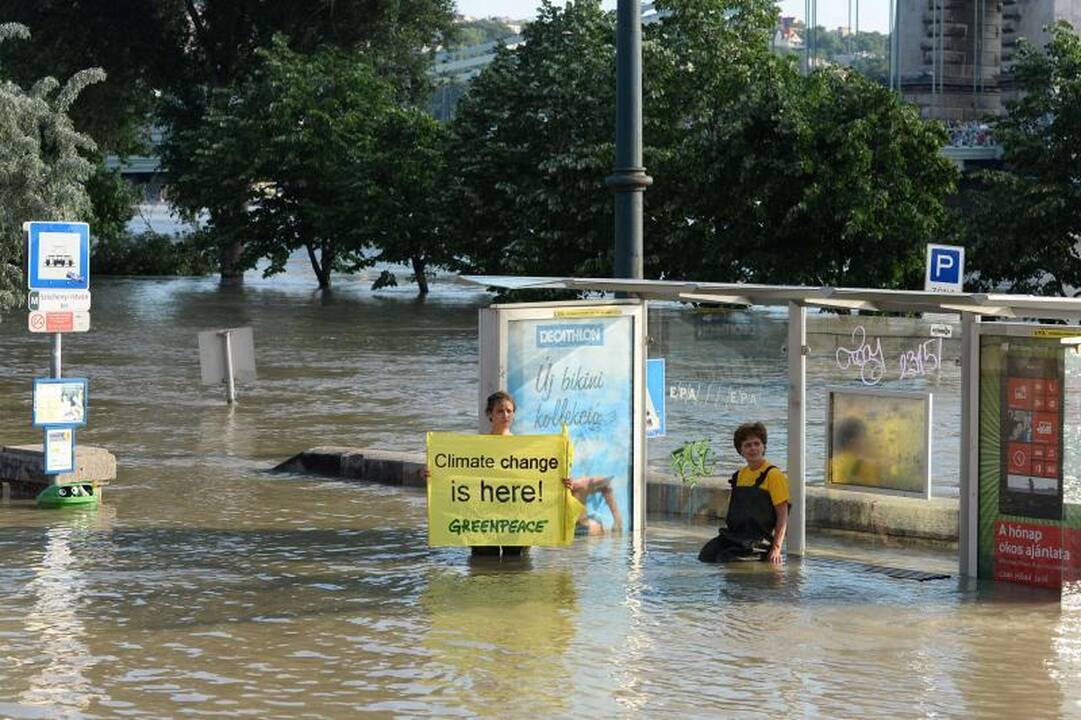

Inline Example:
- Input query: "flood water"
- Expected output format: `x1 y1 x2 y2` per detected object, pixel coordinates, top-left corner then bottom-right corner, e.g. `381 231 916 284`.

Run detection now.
1 266 1079 718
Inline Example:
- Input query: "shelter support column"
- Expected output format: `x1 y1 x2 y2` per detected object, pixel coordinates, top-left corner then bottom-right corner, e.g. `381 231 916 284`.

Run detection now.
787 301 807 556
959 312 981 577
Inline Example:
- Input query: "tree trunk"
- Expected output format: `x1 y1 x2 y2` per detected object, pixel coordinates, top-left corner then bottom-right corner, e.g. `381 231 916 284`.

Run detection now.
219 238 244 286
412 256 429 296
306 241 333 290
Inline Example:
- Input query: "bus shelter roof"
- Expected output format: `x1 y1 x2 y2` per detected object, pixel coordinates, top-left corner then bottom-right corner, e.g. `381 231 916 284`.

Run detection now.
461 276 1081 322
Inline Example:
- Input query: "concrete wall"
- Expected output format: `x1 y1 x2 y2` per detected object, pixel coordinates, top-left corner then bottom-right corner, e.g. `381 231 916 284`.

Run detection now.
0 444 117 499
275 447 959 543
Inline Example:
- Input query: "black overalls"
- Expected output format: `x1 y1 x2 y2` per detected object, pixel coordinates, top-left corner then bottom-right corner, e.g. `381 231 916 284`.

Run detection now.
698 465 779 563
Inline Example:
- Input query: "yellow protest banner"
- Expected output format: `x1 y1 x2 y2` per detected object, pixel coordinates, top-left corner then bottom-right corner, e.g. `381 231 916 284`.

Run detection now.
426 431 583 546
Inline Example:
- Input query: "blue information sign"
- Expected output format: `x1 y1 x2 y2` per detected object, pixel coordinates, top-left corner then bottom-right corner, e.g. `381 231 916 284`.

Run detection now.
25 221 90 291
646 358 666 438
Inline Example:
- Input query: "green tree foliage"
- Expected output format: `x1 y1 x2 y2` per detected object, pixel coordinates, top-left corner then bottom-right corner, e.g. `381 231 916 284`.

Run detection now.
0 23 104 313
446 0 617 277
747 68 954 287
368 111 449 294
652 1 954 287
153 0 455 283
169 38 441 291
90 231 216 276
644 0 785 279
446 0 954 289
1 0 456 147
0 1 179 155
966 22 1081 296
661 61 955 286
86 165 138 246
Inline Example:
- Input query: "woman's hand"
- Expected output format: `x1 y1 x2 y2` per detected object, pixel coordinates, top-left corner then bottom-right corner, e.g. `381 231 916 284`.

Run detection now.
562 477 573 490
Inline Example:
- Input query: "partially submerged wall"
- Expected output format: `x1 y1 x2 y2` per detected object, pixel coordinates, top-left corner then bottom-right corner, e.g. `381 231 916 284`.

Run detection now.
274 447 959 542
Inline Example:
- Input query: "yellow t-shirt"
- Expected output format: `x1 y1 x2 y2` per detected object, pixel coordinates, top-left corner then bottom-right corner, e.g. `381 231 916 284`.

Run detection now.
735 460 790 507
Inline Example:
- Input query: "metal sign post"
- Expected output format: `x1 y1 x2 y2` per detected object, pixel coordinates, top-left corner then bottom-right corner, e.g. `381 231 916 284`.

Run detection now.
198 327 256 404
222 330 237 404
51 333 62 378
24 221 92 492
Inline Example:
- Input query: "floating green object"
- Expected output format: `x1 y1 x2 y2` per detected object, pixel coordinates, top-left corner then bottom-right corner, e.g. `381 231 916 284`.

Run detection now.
36 483 99 508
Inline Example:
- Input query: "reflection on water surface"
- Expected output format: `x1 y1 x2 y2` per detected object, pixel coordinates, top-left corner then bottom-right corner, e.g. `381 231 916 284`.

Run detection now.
0 273 1077 717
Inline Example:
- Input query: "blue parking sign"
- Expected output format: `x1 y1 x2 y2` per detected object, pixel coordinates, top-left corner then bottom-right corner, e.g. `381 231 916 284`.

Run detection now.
925 244 964 293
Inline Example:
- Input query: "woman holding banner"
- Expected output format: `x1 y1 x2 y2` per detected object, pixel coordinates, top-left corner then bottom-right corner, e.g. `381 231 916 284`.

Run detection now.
427 390 599 557
425 391 530 558
474 391 525 558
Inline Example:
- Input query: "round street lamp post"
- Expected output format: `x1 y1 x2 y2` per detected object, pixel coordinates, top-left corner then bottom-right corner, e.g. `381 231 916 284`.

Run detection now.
606 0 652 280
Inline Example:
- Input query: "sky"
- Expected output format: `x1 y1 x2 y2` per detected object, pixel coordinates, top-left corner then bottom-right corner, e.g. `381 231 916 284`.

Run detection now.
455 0 890 33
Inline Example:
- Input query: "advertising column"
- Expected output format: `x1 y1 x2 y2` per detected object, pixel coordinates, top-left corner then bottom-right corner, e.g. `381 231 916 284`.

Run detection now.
489 304 641 535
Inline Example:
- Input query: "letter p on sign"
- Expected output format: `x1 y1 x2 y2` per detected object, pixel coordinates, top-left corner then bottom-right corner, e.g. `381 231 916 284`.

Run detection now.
925 244 965 293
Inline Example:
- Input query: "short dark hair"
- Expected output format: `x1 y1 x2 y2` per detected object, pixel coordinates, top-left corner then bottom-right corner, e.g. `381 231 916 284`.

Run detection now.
733 422 768 451
485 391 516 415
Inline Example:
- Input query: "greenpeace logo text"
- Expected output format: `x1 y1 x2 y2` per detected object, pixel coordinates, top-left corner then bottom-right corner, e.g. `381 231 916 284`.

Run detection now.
536 324 604 347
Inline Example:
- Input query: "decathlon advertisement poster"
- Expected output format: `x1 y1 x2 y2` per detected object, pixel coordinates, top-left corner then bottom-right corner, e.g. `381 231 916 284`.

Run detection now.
505 312 634 533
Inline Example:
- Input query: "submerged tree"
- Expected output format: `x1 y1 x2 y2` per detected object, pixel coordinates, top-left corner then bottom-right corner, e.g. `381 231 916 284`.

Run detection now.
172 38 448 292
367 109 450 295
156 0 456 284
0 22 103 313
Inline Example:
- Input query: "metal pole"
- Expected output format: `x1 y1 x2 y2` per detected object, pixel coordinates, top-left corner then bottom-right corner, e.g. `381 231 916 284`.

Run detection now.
932 0 937 101
888 0 893 90
959 313 981 577
786 302 807 556
50 333 61 378
48 332 63 487
221 330 237 404
803 0 808 73
972 0 978 96
896 0 902 98
607 0 652 280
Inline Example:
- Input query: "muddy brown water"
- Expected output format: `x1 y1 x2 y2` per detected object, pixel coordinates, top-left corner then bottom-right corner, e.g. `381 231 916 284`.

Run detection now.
1 269 1078 717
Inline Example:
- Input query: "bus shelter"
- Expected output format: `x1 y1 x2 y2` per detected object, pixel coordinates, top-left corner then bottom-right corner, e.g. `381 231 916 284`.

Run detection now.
467 275 1081 587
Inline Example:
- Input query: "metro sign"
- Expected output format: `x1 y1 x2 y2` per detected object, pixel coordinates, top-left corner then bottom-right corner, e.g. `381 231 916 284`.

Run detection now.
28 289 91 312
